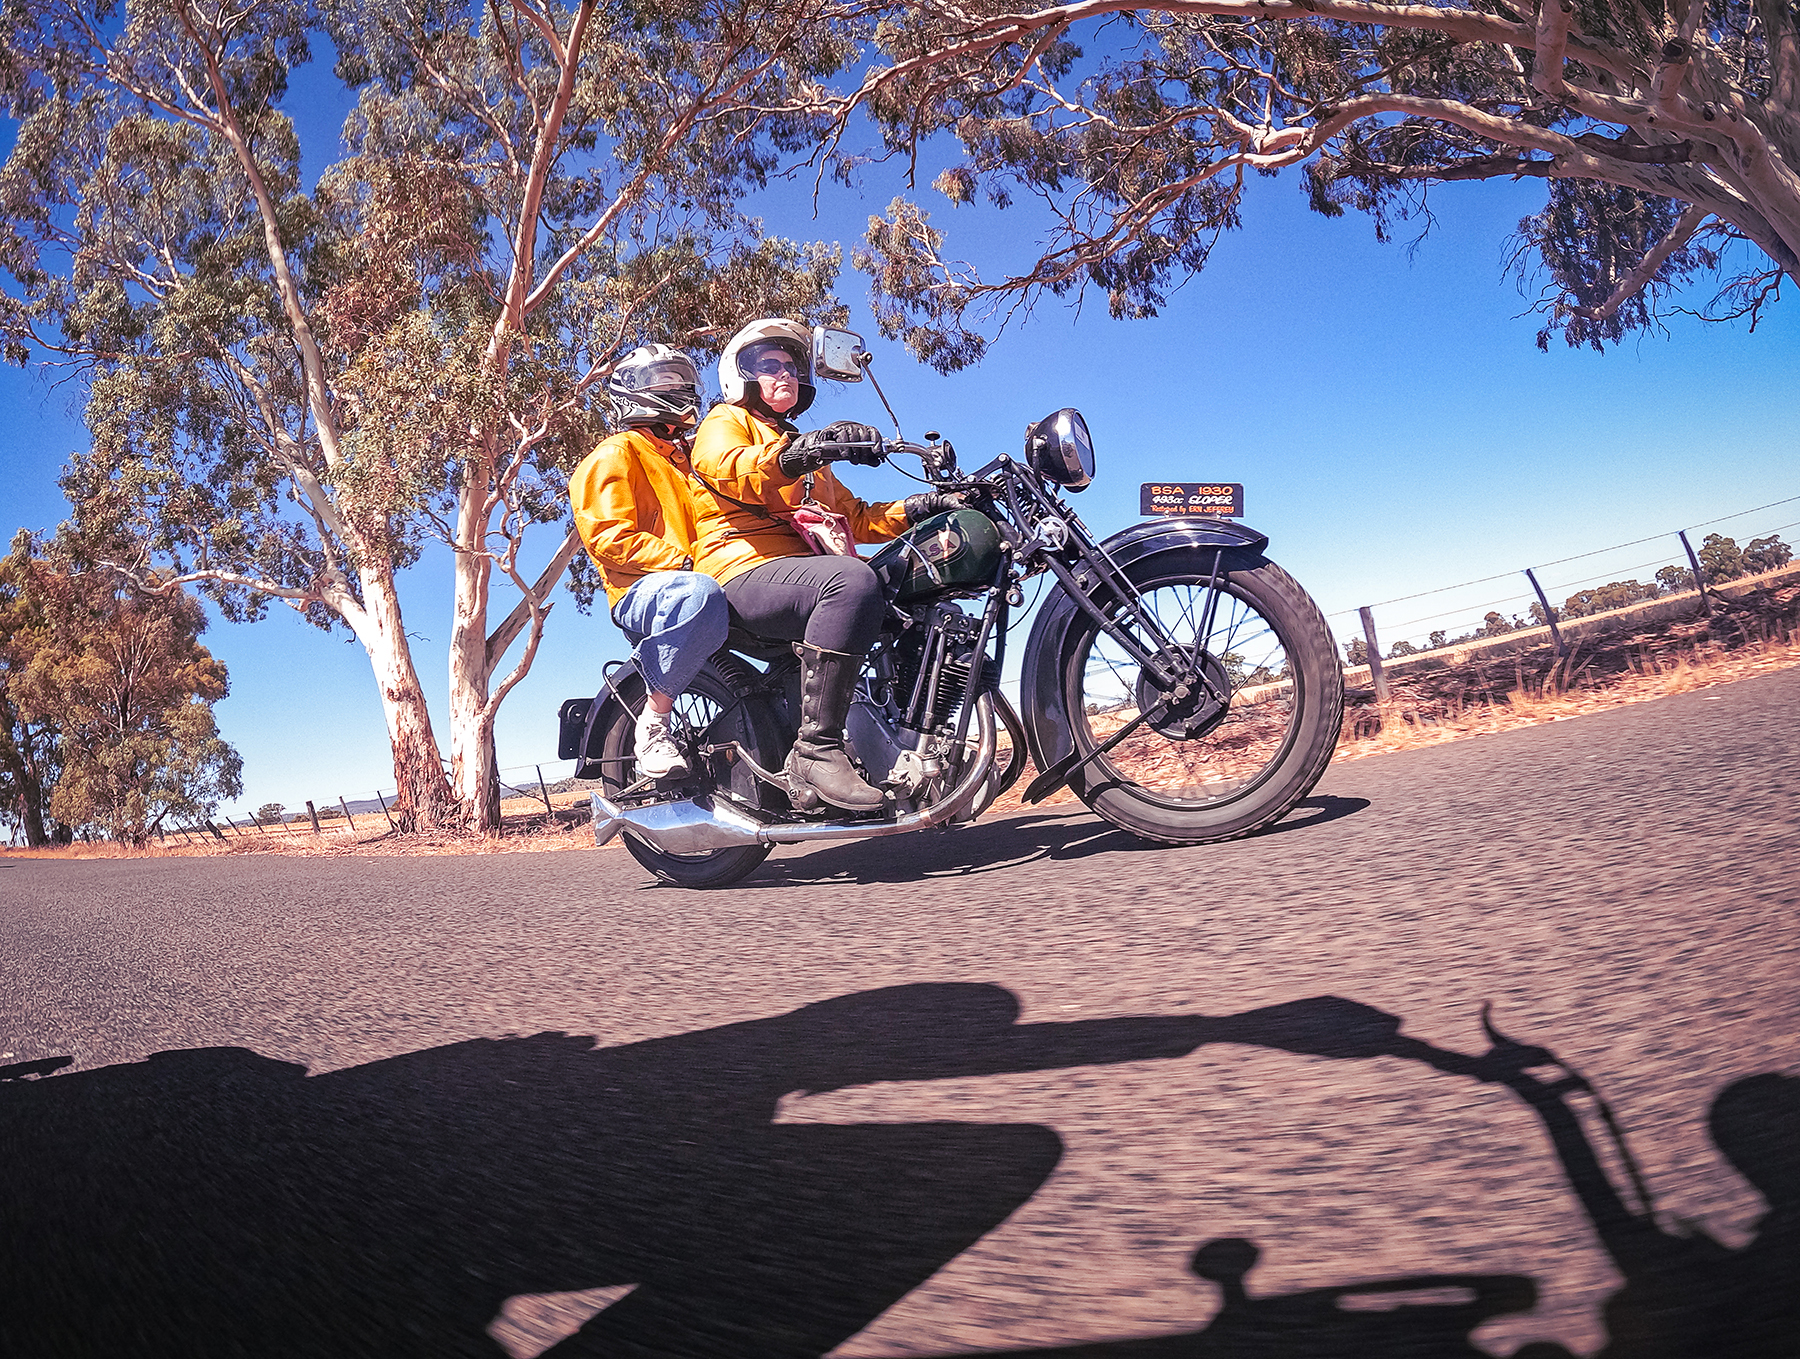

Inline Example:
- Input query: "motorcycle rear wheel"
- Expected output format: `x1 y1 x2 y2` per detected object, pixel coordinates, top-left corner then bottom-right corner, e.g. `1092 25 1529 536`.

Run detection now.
596 659 779 888
1053 550 1343 844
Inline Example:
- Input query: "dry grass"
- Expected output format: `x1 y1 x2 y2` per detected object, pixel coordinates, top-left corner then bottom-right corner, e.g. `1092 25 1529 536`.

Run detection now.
10 591 1797 861
1333 584 1800 762
2 792 601 861
1333 631 1800 763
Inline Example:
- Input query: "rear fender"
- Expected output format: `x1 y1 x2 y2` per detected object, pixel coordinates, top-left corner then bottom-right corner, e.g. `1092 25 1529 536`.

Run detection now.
570 654 793 787
1018 518 1272 780
566 667 647 781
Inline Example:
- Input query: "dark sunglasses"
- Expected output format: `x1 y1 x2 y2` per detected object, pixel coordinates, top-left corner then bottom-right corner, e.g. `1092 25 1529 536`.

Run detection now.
748 356 800 377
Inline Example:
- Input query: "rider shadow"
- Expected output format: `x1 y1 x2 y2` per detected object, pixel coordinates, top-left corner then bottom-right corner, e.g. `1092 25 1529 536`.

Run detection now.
0 987 1455 1359
743 796 1373 887
936 1236 1539 1357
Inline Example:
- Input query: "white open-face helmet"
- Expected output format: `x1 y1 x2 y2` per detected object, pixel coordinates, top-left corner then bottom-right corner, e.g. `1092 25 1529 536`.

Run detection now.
606 344 702 430
718 318 815 419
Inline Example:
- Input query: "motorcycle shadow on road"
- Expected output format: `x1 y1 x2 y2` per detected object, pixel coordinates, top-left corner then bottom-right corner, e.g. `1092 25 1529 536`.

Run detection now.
741 795 1373 888
934 1235 1542 1358
0 987 1426 1358
5 989 1790 1359
931 1036 1800 1359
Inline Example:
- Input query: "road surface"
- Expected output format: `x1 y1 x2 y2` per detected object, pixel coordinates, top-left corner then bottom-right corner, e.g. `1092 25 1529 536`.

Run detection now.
3 668 1796 1357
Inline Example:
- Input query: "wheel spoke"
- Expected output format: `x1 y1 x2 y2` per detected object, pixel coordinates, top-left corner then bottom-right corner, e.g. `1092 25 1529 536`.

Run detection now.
1072 579 1301 808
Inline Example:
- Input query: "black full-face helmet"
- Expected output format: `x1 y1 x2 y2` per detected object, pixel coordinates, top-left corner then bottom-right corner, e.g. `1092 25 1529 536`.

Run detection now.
605 344 703 430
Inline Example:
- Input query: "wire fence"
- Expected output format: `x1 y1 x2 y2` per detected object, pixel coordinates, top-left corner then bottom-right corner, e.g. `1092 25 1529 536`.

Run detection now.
163 759 589 846
169 491 1799 841
1329 493 1800 670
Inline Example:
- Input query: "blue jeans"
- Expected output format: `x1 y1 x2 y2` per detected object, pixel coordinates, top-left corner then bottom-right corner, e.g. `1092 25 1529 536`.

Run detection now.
611 572 730 698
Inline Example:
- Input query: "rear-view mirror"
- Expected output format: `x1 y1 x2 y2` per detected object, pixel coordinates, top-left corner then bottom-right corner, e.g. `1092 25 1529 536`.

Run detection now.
812 327 866 382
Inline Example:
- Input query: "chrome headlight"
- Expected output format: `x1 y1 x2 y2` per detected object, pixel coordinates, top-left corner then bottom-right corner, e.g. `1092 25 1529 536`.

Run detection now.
1025 408 1094 491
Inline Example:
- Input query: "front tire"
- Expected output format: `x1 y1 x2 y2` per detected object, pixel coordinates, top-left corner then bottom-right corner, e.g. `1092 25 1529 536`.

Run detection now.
1035 549 1343 844
596 658 779 888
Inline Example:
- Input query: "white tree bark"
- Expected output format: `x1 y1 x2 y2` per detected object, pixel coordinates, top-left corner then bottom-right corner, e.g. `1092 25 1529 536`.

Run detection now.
95 1 461 828
348 564 456 832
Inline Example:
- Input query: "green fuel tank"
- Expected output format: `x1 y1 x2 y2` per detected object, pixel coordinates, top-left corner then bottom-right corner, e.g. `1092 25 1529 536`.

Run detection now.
868 508 1004 604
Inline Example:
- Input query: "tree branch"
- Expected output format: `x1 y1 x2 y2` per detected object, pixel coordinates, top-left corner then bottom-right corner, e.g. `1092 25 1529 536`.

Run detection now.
498 0 595 336
1533 0 1573 100
1569 202 1711 318
484 526 580 670
171 0 346 471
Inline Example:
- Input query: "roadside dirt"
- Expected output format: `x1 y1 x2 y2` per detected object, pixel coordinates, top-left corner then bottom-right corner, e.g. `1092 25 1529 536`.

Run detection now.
11 587 1796 861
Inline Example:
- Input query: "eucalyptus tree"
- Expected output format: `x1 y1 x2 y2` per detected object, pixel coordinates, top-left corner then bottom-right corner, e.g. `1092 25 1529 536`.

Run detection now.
0 542 61 847
1 530 242 848
1 0 855 830
830 0 1800 365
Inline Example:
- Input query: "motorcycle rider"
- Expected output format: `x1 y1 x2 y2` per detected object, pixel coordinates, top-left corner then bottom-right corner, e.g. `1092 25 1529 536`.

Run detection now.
687 318 962 813
569 344 728 780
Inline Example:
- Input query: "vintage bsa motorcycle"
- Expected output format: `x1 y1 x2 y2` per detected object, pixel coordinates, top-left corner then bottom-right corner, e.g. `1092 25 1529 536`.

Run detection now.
557 328 1345 888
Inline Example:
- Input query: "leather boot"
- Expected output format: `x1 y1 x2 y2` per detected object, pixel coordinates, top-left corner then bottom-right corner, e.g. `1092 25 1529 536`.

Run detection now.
785 644 886 813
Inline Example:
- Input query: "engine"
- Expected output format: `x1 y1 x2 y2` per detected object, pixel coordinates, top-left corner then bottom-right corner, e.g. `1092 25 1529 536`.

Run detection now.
846 603 998 801
889 603 998 732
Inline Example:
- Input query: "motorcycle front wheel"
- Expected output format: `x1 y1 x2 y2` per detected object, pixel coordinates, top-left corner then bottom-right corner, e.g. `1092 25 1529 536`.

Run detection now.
1049 549 1344 844
596 657 780 888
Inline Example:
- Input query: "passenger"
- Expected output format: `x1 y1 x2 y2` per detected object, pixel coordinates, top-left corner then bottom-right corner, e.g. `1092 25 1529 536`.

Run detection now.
687 318 963 813
569 344 728 780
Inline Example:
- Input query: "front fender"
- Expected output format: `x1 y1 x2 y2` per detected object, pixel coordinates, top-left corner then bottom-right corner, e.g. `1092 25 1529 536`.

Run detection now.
1096 516 1268 565
1017 518 1272 783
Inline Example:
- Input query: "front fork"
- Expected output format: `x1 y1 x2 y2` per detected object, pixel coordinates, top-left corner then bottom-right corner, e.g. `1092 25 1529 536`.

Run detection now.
1036 539 1229 708
1000 465 1223 704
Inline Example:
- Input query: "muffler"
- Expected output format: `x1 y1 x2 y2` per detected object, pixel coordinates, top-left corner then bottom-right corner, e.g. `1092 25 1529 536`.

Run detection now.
593 720 995 853
590 792 767 853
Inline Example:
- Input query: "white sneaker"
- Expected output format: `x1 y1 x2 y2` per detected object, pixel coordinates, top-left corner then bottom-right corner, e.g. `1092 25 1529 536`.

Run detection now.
634 707 688 779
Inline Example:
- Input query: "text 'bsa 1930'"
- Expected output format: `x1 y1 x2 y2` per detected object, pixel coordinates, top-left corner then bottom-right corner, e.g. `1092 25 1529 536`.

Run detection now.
1140 482 1244 517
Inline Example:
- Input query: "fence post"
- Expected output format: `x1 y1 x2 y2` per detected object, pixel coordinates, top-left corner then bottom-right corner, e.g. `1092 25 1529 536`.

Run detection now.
305 800 322 835
1358 606 1390 703
338 797 357 833
204 820 227 842
374 790 396 831
536 765 554 817
1678 530 1711 615
1523 569 1568 657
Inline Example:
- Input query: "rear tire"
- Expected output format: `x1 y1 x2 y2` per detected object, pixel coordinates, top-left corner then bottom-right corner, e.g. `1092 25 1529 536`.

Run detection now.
596 659 780 888
1038 549 1343 844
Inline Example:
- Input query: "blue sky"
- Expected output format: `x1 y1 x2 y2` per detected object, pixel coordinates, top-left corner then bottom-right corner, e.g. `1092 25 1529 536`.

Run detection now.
3 50 1796 823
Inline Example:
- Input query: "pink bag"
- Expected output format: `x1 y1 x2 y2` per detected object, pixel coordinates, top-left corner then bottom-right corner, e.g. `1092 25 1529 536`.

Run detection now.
789 500 856 556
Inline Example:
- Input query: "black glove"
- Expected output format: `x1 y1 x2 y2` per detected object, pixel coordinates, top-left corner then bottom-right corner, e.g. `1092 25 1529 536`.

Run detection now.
777 422 884 478
828 422 885 467
903 491 968 524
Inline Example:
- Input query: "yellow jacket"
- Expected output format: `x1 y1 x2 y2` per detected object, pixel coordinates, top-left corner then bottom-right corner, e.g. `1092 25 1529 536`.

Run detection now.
569 428 701 610
687 403 909 585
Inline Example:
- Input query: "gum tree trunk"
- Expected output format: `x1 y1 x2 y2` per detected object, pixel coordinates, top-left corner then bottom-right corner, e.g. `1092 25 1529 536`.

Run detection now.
354 564 455 831
448 460 503 832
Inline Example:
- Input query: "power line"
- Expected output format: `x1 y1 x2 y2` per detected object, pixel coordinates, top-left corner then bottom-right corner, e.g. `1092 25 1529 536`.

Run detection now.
1326 490 1795 617
1683 494 1800 533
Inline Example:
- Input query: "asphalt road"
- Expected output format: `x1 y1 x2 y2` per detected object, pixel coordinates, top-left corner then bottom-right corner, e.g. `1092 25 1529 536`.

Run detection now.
3 668 1797 1358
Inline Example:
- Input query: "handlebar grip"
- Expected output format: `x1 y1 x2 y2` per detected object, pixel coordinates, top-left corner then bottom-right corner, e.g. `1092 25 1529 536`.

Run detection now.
832 438 884 467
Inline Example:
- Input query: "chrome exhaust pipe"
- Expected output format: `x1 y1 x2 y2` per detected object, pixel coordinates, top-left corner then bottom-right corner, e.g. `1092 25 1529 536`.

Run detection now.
591 791 768 852
592 719 997 854
761 717 996 846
